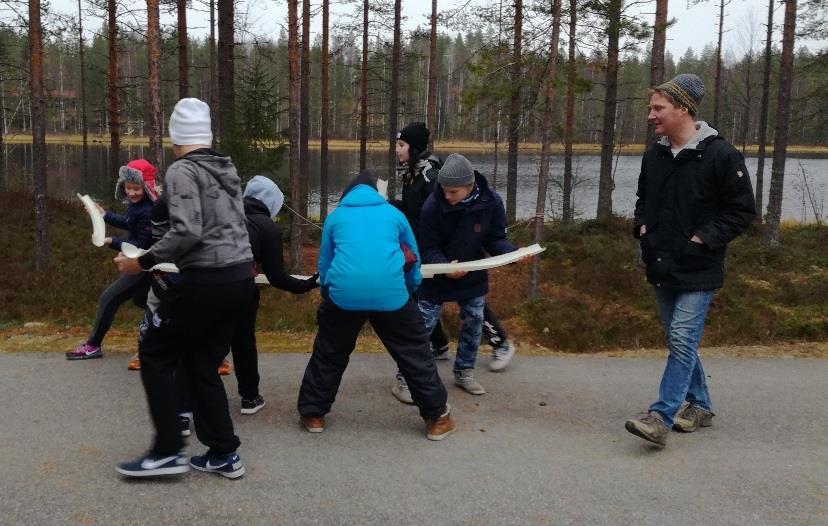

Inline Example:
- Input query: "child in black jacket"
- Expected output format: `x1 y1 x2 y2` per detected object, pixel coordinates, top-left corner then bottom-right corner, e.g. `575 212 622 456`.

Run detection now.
389 124 518 405
67 159 157 360
231 175 319 414
417 154 521 395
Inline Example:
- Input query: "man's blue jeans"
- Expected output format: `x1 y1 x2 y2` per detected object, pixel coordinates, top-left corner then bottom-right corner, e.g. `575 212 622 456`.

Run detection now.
649 288 714 428
418 296 486 374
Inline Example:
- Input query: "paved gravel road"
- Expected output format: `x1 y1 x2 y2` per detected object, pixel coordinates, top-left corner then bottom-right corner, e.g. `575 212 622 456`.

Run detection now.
0 351 825 526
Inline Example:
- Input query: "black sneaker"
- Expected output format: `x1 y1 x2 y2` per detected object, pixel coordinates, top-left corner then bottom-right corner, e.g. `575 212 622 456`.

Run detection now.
240 395 266 415
190 451 245 479
116 452 189 478
180 415 191 437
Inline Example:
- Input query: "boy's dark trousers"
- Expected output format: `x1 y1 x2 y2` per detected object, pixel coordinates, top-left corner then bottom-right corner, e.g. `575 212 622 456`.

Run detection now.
139 277 256 456
230 287 262 401
87 273 150 346
298 298 448 421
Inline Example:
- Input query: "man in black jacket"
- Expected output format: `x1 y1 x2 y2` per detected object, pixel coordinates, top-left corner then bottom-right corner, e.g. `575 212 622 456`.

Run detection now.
626 74 756 446
233 175 319 415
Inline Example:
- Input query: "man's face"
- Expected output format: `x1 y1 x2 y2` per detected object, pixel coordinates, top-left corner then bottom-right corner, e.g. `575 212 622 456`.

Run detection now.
648 91 688 137
442 183 474 205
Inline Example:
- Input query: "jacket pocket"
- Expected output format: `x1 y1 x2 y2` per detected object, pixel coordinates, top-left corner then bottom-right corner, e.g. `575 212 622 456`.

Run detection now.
679 240 717 271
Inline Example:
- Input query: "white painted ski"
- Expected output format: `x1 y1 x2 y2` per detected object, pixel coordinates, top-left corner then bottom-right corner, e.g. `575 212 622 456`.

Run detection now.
420 244 545 278
77 193 106 247
376 178 389 199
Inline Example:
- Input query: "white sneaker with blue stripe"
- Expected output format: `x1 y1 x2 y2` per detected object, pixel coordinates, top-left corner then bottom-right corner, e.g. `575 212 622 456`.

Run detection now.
116 452 189 477
189 451 245 479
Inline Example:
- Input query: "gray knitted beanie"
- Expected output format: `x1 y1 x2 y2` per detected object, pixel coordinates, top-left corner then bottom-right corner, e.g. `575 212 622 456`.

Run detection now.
438 154 475 187
656 73 705 116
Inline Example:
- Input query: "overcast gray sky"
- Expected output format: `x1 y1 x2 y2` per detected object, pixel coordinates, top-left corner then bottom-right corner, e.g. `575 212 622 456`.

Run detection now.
46 0 825 59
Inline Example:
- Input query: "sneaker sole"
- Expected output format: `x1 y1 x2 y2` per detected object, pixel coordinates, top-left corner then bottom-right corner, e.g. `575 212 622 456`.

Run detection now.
673 420 713 433
433 353 450 361
66 353 103 360
624 421 667 446
241 402 266 415
488 351 516 372
454 382 486 395
116 465 189 477
189 462 245 479
391 387 414 405
304 426 324 433
427 427 456 441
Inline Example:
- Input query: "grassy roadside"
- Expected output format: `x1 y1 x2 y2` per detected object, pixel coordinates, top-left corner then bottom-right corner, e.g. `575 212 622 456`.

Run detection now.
1 325 826 358
1 191 826 354
5 133 828 156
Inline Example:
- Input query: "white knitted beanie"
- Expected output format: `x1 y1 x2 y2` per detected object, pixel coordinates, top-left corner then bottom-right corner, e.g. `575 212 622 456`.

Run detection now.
168 98 213 146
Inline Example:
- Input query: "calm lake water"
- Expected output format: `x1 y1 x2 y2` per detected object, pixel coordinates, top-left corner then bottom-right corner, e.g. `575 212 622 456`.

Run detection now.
2 143 826 223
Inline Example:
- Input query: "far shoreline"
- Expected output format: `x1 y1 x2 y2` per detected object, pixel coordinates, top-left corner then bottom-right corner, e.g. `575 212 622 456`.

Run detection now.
4 133 828 158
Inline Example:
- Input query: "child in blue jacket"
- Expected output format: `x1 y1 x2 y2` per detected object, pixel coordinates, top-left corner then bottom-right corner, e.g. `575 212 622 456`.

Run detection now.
67 159 156 360
417 154 520 395
297 171 455 441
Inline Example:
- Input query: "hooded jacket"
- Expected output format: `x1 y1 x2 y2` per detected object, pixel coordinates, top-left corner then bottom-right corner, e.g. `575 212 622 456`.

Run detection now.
318 181 421 312
634 122 756 290
418 171 516 302
138 148 253 282
243 176 317 293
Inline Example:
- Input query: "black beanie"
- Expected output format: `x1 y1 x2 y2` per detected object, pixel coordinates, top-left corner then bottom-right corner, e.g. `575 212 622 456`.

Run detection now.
397 122 429 153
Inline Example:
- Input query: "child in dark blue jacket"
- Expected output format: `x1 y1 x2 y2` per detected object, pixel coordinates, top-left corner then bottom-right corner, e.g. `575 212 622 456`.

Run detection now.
67 159 156 360
297 171 455 441
417 154 519 395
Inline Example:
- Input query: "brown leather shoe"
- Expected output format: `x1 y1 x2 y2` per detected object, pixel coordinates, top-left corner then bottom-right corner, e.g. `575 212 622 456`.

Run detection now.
217 359 232 376
425 404 456 441
301 415 325 433
127 353 141 371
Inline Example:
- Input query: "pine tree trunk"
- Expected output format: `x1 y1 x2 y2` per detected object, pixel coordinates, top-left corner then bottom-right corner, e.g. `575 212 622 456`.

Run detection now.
300 0 310 236
320 0 330 221
646 0 667 145
596 0 622 221
288 0 303 271
562 0 577 224
427 0 438 152
77 0 89 188
30 0 49 270
387 0 401 199
0 67 4 191
359 0 369 170
107 0 120 173
209 0 217 136
740 53 752 153
505 0 523 224
177 0 188 99
755 0 774 224
530 0 562 299
763 0 797 247
217 0 235 140
713 0 727 126
147 0 162 171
